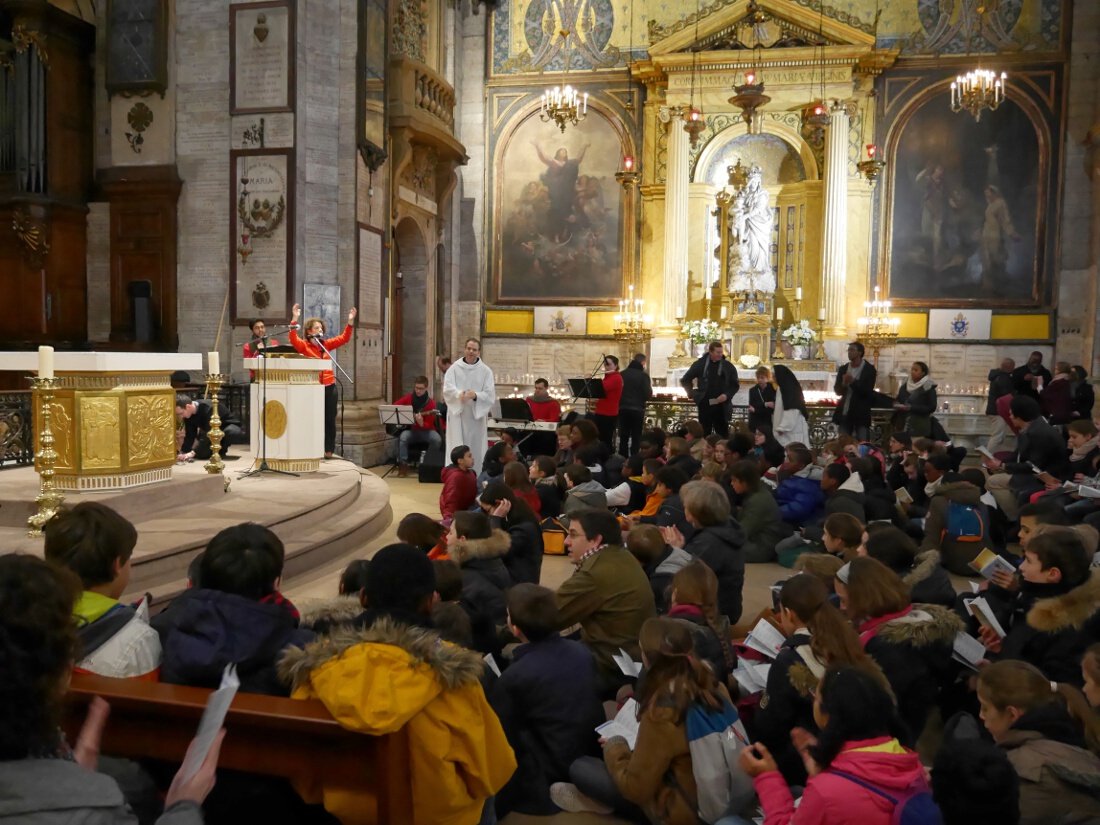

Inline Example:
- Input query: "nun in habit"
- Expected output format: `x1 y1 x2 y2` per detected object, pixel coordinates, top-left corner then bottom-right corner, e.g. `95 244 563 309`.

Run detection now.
443 338 497 472
772 364 811 447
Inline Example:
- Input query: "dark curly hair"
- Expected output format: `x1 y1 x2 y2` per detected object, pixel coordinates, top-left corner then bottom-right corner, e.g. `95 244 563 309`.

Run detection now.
0 554 80 759
809 666 908 769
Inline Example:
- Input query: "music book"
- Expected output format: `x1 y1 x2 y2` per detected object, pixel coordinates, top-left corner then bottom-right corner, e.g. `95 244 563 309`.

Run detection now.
744 619 786 660
968 548 1017 580
952 632 986 672
965 596 1008 639
596 698 640 749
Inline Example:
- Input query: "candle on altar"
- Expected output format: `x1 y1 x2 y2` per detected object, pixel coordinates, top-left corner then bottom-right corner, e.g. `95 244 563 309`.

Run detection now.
208 351 220 375
818 307 827 322
38 345 54 380
676 305 684 318
776 307 784 321
795 287 802 301
720 306 728 319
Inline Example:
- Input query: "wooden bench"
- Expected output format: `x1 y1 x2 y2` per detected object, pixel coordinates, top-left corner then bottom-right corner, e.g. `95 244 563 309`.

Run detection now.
65 672 413 825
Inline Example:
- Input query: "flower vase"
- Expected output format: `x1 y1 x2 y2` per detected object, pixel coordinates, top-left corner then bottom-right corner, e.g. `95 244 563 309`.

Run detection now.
693 343 707 357
791 345 810 360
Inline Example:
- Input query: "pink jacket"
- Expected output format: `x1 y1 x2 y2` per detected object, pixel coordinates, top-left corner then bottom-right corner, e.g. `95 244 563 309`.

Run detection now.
754 737 928 825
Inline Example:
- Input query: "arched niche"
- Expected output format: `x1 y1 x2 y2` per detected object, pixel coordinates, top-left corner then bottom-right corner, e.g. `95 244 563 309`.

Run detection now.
694 121 818 185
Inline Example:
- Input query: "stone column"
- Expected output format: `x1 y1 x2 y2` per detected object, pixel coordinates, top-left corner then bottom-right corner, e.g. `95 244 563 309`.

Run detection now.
821 101 850 336
661 108 689 325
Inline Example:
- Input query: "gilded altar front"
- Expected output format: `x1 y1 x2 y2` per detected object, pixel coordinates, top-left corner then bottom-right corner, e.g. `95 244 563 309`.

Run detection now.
0 351 204 491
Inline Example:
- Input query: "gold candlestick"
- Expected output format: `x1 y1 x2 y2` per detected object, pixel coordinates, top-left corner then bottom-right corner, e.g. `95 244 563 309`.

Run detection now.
27 376 64 537
204 374 226 474
814 319 827 360
771 322 786 361
671 313 688 359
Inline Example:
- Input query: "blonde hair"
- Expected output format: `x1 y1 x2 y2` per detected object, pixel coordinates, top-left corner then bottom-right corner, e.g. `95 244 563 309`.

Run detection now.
842 556 910 624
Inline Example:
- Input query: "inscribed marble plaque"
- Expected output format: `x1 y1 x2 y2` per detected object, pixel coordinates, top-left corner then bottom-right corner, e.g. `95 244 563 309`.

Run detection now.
231 113 295 149
231 2 294 114
358 226 383 326
932 345 968 387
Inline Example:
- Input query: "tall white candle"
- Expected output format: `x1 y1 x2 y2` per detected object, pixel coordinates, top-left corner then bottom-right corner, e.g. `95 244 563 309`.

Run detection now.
795 287 803 301
776 307 784 321
38 345 54 380
207 351 220 375
720 306 728 319
818 307 827 321
676 306 684 318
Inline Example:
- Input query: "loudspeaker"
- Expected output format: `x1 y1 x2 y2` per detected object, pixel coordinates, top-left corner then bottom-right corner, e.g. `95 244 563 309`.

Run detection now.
418 443 445 484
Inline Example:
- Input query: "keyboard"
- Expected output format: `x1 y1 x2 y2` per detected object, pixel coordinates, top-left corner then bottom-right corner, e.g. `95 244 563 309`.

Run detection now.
488 419 559 432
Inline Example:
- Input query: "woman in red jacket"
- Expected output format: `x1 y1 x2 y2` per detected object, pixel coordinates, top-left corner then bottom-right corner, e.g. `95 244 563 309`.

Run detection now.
592 355 623 452
290 302 356 458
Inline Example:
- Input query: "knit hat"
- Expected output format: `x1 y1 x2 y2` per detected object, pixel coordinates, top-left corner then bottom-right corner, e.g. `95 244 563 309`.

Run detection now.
365 543 437 611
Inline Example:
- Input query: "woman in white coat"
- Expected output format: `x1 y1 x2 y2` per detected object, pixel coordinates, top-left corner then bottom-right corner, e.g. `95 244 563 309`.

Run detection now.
772 364 810 447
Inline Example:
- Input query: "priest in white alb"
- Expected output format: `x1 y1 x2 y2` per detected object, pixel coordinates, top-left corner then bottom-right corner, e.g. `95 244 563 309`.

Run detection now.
443 337 496 471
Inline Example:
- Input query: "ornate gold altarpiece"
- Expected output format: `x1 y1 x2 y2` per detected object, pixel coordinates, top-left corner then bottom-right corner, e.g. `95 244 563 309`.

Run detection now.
0 352 202 490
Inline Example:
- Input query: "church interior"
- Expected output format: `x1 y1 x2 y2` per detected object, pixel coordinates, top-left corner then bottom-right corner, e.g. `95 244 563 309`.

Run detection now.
1 0 1100 823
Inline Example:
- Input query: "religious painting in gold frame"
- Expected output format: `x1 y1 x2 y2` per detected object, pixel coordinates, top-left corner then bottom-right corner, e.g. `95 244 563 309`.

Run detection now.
879 69 1062 307
491 98 634 305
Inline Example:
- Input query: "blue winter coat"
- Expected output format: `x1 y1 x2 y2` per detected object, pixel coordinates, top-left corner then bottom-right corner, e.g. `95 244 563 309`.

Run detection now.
775 473 825 525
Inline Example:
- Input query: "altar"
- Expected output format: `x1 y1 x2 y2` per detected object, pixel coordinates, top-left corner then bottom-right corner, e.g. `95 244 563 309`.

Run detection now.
0 352 201 491
666 364 837 407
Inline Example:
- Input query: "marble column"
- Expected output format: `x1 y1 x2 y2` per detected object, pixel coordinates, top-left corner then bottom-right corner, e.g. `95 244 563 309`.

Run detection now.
821 102 850 336
662 109 690 325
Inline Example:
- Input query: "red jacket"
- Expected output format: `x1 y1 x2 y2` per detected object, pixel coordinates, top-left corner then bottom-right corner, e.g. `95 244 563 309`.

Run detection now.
516 487 542 517
594 370 623 416
288 326 353 386
754 737 928 825
395 392 439 433
527 397 562 423
439 465 477 523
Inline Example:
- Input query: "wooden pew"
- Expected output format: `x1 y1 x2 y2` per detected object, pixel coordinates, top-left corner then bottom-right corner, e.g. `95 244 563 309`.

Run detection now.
65 672 414 825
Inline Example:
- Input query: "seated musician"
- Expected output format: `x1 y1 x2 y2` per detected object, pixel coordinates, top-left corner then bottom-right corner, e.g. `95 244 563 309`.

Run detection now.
527 377 562 422
395 375 442 477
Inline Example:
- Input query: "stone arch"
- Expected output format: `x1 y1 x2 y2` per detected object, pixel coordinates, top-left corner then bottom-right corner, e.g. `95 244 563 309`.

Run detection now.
695 119 819 184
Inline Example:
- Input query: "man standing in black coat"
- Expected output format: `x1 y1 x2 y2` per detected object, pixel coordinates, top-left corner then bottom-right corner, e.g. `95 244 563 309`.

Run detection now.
1011 351 1052 400
680 341 740 437
986 357 1016 415
833 341 878 440
175 393 242 461
982 395 1070 520
618 353 653 457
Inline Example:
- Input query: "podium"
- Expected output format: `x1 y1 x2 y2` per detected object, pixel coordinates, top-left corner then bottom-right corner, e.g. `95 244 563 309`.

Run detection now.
0 351 201 490
243 358 325 473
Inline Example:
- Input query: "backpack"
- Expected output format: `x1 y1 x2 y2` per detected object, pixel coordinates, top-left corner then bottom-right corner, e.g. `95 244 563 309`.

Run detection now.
943 500 985 542
539 516 568 555
830 770 943 825
683 700 755 824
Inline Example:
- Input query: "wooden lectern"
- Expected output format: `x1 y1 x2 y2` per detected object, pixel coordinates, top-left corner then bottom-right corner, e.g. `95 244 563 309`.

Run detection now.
243 358 326 472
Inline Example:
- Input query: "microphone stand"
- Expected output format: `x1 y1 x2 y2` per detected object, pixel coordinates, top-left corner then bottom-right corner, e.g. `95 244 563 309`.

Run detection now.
238 324 300 480
310 333 353 459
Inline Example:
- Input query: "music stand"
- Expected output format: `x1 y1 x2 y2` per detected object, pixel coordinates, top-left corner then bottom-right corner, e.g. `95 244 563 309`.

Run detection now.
378 404 417 478
568 377 606 400
498 398 534 422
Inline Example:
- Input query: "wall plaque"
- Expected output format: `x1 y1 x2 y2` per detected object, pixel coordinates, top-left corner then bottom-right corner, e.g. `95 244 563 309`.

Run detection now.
230 1 295 114
230 148 295 323
358 224 384 327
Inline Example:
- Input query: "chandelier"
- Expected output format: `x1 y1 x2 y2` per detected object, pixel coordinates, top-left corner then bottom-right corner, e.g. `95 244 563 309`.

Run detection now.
539 25 588 133
613 284 652 351
856 286 900 364
540 83 588 132
950 69 1006 122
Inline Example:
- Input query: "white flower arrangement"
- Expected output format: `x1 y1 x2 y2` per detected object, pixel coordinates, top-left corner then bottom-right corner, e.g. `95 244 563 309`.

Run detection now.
780 320 817 346
681 319 721 345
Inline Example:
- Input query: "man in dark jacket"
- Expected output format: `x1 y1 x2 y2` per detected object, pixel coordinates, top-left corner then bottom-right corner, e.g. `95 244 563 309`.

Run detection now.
681 341 740 437
983 395 1071 520
490 584 603 817
618 354 653 457
833 342 878 440
175 393 243 461
1011 351 1052 400
986 357 1016 415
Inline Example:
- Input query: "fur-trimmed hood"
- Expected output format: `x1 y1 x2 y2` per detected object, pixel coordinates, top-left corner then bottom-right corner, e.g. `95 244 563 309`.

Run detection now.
279 617 485 694
904 550 942 587
296 595 363 632
1027 570 1100 634
450 528 511 565
872 603 962 648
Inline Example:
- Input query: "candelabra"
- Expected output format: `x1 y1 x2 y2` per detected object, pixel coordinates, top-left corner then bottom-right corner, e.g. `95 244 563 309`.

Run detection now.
950 68 1007 122
204 373 227 474
613 285 652 354
671 310 688 360
856 287 901 365
813 318 827 360
27 376 64 537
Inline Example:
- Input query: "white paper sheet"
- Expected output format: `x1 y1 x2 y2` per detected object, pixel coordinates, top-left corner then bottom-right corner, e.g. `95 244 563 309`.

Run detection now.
178 663 239 783
596 698 641 749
